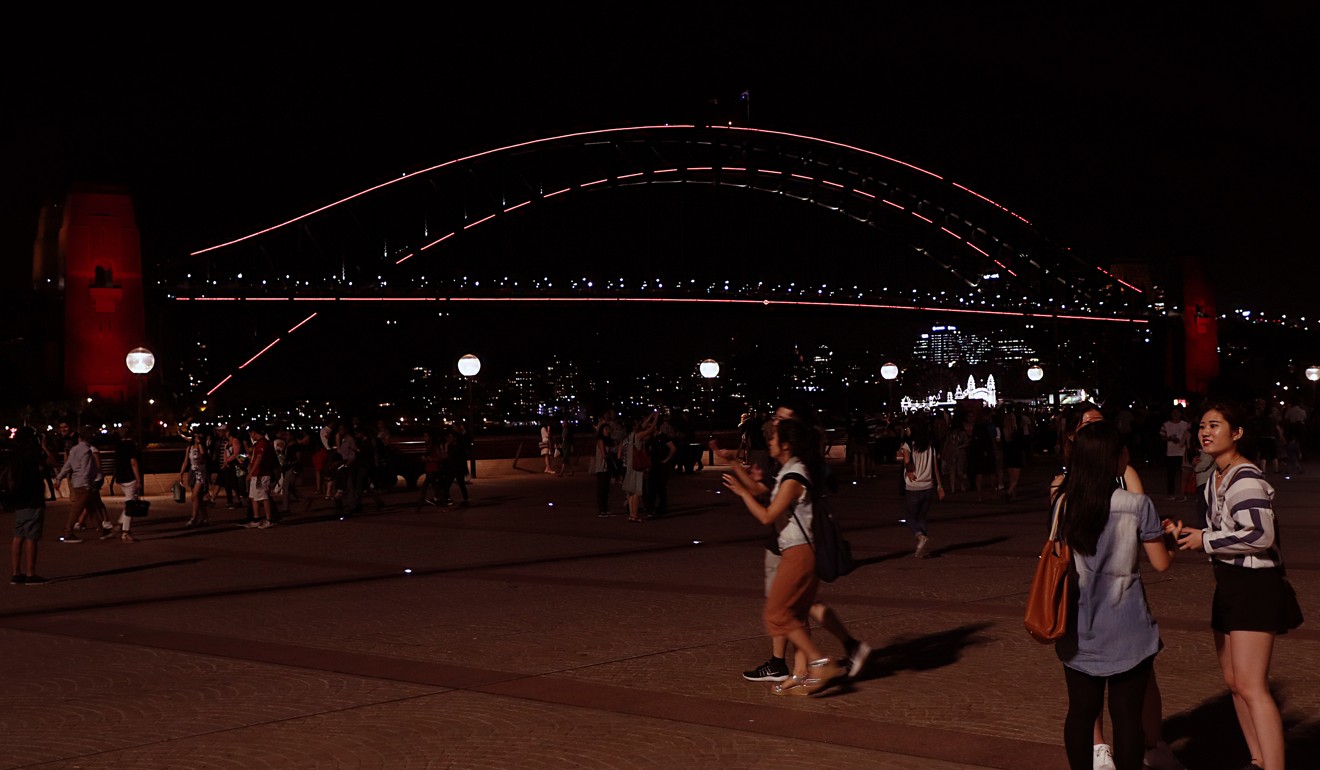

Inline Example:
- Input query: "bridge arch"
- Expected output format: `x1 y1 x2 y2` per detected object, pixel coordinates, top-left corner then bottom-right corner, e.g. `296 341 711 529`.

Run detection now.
166 125 1149 398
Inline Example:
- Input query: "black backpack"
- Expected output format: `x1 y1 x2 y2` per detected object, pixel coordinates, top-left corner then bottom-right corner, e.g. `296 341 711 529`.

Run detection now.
782 472 855 582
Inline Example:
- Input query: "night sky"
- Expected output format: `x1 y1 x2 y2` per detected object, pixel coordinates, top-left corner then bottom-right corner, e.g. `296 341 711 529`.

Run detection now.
3 9 1316 394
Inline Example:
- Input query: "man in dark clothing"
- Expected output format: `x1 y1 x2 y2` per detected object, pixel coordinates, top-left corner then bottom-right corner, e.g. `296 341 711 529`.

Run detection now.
644 426 678 518
99 425 143 542
743 412 770 479
7 427 53 584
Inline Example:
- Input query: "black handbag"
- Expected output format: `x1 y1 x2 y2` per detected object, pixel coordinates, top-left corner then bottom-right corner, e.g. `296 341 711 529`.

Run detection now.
125 498 151 518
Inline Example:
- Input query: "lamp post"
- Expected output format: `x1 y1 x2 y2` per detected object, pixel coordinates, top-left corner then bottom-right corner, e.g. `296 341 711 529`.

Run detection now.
1027 363 1044 407
125 347 155 444
699 359 720 465
1306 366 1320 406
881 362 899 412
457 354 481 423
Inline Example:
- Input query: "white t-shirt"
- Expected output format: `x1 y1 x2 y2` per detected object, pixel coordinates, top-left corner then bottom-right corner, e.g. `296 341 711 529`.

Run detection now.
1160 419 1189 457
772 458 814 552
902 443 937 491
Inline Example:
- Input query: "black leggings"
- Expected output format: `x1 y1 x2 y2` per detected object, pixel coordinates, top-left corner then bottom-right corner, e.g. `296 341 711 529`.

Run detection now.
1164 455 1182 495
1063 656 1153 770
596 472 611 513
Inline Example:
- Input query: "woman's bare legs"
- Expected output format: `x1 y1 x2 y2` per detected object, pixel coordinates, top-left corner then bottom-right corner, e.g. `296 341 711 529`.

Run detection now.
1217 630 1284 770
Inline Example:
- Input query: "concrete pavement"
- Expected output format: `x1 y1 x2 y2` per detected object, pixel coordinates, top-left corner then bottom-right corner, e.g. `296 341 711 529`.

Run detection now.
2 452 1317 769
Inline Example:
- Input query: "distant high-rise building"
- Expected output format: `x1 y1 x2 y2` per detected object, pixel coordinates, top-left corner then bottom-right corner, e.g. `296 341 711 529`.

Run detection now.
911 324 1034 368
791 344 833 393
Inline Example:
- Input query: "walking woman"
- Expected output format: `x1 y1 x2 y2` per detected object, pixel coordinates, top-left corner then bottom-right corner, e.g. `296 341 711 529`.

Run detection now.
179 429 210 527
1172 402 1303 770
722 417 846 696
1054 421 1174 770
896 413 944 558
1000 405 1025 502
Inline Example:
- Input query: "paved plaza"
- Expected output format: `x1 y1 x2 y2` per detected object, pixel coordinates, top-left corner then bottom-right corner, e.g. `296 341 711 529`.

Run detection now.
2 451 1317 769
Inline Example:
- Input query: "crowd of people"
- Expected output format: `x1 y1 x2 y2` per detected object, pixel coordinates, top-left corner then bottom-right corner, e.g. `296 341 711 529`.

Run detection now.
1 394 1308 769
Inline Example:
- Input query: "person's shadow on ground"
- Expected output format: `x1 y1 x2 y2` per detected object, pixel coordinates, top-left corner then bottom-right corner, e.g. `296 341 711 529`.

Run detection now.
848 622 994 683
1162 685 1320 770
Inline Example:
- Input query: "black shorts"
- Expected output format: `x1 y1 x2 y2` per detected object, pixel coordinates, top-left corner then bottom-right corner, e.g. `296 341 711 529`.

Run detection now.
1211 562 1303 634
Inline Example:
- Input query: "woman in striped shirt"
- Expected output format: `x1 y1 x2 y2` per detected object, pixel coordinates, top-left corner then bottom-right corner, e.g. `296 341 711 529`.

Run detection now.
1173 401 1303 770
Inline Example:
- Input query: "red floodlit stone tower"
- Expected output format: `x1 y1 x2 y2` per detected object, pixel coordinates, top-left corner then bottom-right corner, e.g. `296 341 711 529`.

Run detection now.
61 184 146 403
1182 255 1220 396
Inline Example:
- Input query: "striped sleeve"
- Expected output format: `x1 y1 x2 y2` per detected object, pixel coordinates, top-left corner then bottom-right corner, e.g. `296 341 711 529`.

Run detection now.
1204 465 1280 568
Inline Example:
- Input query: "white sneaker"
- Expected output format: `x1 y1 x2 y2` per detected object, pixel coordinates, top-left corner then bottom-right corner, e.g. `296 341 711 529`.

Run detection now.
846 641 872 678
1093 743 1116 770
1143 741 1185 770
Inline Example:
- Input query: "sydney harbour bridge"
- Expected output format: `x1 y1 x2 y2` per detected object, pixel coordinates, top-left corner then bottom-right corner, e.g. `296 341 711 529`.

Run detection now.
157 125 1168 411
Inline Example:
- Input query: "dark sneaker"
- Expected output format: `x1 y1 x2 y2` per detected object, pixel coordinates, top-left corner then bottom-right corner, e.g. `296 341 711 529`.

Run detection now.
23 575 50 585
59 532 82 544
742 657 791 682
100 526 118 540
10 574 25 585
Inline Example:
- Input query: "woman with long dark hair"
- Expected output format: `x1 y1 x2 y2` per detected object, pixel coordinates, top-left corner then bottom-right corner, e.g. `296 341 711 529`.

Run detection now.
1173 401 1302 770
1054 421 1174 770
897 413 944 558
722 417 845 696
1050 402 1183 770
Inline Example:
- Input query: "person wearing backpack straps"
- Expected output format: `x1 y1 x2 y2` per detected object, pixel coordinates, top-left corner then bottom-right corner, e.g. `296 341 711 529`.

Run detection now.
713 400 871 685
722 416 849 696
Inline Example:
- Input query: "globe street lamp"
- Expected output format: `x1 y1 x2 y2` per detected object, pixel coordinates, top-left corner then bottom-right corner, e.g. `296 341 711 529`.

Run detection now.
1027 363 1044 407
1307 366 1320 405
125 347 155 443
457 354 481 421
881 362 899 411
457 354 482 378
698 359 721 463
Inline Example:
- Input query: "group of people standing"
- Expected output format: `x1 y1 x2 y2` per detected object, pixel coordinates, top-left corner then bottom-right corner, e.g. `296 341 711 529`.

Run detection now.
3 421 145 584
1050 400 1302 770
588 410 680 522
176 417 409 529
418 422 474 507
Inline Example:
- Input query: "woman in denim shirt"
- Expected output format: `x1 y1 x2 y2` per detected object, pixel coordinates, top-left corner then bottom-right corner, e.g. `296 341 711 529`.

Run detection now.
1055 422 1174 770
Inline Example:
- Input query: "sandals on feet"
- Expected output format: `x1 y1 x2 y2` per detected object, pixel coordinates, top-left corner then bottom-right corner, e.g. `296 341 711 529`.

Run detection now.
799 658 845 694
771 675 811 696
